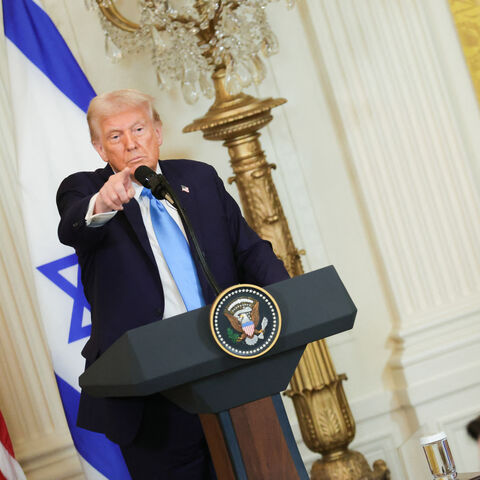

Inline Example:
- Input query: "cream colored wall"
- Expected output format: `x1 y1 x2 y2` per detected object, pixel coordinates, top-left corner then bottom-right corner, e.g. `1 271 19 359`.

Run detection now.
1 0 479 478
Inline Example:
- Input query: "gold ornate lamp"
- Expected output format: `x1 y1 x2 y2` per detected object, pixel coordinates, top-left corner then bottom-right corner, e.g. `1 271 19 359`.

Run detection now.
87 2 390 478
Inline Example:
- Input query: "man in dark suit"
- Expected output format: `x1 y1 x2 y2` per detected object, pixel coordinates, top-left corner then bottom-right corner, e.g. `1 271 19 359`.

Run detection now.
56 89 289 479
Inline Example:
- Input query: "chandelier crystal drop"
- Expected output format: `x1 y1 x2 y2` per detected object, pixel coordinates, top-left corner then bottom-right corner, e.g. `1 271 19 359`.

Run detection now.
87 0 295 104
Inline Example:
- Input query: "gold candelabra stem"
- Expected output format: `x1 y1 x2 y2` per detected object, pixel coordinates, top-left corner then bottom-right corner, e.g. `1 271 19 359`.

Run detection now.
185 69 390 480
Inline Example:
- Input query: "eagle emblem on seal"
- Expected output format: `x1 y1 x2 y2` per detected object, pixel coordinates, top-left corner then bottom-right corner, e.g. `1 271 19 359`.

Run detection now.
224 297 269 346
210 284 281 359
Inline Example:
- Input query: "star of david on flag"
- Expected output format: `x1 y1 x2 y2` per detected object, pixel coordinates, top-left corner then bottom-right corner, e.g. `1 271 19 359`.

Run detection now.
37 254 91 344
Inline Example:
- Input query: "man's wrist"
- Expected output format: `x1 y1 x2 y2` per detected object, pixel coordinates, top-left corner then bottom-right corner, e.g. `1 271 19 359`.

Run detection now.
85 193 117 227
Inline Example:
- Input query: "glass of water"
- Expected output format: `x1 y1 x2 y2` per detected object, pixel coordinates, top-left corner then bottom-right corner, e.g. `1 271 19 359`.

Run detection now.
420 432 457 480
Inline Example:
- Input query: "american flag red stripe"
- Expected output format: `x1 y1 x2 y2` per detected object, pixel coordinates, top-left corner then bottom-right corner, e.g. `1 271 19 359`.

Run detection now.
0 413 14 460
0 410 25 480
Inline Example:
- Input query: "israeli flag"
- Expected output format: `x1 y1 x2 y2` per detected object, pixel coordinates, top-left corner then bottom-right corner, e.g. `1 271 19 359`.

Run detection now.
3 0 131 478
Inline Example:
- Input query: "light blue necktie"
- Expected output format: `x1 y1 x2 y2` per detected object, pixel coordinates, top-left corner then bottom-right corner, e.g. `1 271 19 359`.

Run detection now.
141 188 205 311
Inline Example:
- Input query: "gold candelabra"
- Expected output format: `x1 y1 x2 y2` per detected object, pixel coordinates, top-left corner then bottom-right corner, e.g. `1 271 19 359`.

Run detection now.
90 2 390 478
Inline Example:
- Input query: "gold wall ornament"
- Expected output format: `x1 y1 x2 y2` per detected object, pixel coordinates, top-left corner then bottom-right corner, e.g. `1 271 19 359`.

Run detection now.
449 0 480 106
185 69 390 480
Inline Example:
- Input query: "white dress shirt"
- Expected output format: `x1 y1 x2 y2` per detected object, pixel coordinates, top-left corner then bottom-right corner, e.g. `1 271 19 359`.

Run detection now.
85 166 188 319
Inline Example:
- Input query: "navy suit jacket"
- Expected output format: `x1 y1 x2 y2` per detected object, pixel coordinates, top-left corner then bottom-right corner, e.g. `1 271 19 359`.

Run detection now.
57 159 289 445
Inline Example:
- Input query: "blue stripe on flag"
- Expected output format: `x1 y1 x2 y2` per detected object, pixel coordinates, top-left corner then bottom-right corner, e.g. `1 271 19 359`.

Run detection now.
56 375 131 479
2 0 96 113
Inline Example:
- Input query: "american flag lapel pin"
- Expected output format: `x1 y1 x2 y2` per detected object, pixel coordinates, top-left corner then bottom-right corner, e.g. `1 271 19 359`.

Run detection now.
181 185 190 193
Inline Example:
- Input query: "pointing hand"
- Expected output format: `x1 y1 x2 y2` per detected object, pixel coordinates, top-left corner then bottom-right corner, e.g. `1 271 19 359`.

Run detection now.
94 167 135 214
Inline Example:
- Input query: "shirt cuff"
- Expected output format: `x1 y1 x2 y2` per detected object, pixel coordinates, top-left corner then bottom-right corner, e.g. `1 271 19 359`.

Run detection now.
85 193 117 227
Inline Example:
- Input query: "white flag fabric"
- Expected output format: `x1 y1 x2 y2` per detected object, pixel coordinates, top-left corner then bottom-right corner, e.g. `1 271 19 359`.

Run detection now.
3 0 131 478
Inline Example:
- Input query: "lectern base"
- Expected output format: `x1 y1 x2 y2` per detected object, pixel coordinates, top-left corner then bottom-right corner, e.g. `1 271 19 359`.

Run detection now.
200 394 308 480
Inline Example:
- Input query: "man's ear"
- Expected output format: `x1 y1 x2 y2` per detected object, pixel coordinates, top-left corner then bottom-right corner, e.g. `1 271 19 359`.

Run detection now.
155 123 163 147
92 141 108 163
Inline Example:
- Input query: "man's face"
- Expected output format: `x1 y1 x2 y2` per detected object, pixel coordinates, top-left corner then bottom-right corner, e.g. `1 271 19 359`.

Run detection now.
93 106 162 178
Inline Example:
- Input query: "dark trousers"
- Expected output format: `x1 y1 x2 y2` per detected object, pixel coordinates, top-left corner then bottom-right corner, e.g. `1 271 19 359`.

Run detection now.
120 394 217 480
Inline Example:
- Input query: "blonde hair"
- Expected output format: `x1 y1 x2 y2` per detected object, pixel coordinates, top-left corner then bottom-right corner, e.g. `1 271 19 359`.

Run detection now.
87 89 162 142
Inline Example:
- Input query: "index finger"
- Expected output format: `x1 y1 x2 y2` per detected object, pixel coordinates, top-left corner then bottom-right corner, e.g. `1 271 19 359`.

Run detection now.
119 167 132 186
118 167 131 178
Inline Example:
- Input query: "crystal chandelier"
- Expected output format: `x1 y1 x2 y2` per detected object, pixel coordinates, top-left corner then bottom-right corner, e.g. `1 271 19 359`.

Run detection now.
85 0 295 104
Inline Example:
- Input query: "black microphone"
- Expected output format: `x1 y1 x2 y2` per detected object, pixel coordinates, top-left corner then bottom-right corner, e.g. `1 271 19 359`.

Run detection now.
134 165 157 187
134 165 173 204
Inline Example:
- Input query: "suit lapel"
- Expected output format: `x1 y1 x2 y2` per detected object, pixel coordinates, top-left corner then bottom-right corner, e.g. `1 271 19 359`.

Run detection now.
122 199 157 268
160 161 204 245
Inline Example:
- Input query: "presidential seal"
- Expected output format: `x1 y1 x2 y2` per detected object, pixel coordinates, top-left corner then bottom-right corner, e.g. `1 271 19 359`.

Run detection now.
210 284 282 359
